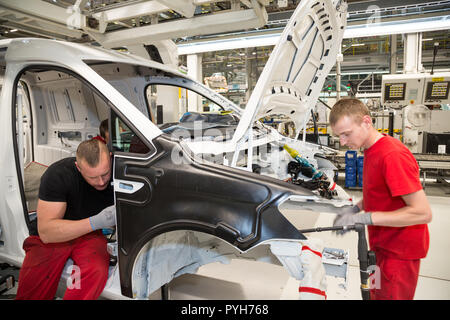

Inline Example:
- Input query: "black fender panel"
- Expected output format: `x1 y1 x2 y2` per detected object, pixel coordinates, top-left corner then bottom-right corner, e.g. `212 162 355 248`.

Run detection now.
115 135 313 297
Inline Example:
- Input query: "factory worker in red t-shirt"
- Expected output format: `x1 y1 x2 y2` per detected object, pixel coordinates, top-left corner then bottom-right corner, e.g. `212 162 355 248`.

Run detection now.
329 98 432 300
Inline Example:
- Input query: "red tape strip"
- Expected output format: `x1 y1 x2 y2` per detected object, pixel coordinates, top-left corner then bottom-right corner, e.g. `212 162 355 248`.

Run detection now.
301 245 322 258
299 286 327 299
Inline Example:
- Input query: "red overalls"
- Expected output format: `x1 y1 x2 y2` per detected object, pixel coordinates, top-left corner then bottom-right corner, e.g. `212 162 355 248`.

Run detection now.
15 230 109 300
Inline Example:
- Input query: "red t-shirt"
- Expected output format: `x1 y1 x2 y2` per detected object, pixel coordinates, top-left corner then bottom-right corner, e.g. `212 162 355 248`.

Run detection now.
363 134 429 260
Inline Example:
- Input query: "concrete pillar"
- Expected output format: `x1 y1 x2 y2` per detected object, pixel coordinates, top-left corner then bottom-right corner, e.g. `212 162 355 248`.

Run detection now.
245 48 252 103
187 53 203 112
390 34 397 74
403 33 423 74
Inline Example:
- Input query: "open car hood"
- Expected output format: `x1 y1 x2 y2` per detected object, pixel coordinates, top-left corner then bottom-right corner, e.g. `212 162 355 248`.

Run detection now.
232 0 347 142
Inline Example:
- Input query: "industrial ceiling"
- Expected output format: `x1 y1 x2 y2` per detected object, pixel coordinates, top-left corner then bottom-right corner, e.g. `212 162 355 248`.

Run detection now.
0 0 448 100
0 0 448 47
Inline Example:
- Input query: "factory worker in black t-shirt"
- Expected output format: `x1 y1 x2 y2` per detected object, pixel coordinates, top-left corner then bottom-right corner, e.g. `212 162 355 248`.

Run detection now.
16 139 115 300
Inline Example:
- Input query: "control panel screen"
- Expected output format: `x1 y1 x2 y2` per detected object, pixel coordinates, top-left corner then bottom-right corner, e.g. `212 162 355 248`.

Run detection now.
384 83 406 101
425 81 450 100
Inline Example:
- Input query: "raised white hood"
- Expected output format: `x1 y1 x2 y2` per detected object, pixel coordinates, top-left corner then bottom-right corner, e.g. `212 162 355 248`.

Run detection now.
232 0 347 143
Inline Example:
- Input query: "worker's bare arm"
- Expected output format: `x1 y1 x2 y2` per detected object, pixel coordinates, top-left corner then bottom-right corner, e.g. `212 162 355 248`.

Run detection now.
37 199 92 244
370 189 432 227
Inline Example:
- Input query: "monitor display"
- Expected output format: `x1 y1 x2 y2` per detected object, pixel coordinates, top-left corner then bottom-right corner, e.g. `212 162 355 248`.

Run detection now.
425 81 450 100
384 83 406 101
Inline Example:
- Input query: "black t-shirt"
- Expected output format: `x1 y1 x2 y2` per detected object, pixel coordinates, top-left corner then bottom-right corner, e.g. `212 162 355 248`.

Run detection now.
31 157 114 236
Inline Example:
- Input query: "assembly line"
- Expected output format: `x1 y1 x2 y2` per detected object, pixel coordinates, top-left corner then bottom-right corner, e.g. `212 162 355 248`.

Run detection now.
0 0 449 304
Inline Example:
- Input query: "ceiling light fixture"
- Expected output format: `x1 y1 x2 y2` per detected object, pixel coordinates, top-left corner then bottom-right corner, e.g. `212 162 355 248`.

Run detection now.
177 15 450 55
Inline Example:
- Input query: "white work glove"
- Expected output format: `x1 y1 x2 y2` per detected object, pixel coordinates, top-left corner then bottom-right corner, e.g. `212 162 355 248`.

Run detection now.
333 205 372 235
89 205 116 231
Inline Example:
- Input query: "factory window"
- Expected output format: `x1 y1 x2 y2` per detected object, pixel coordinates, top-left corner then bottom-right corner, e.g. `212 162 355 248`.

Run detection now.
146 84 224 125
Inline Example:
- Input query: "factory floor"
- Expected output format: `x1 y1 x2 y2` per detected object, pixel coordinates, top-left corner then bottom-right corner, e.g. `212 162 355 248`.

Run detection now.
149 179 450 301
2 180 449 300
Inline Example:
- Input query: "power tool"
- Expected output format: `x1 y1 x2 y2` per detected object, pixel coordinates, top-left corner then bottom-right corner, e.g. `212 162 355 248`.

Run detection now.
283 144 323 180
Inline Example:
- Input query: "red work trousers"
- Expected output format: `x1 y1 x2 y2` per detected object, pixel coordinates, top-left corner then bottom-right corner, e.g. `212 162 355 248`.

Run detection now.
15 231 109 300
370 251 421 300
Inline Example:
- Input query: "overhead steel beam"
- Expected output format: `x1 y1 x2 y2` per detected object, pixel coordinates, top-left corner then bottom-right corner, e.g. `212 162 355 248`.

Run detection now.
92 1 169 23
0 0 74 27
250 0 268 26
192 0 270 6
155 0 196 18
93 8 268 48
0 21 67 40
0 11 83 39
0 0 85 37
193 0 218 4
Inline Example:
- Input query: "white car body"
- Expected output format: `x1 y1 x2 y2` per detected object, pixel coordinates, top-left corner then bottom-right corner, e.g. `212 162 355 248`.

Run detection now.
0 0 350 299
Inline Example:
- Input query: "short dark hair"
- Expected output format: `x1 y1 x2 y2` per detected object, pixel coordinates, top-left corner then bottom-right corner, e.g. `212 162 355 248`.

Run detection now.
76 139 109 168
329 98 370 126
99 119 108 139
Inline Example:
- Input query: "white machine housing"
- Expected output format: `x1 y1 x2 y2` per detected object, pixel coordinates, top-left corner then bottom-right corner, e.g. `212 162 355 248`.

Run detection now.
381 72 450 108
381 72 450 152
